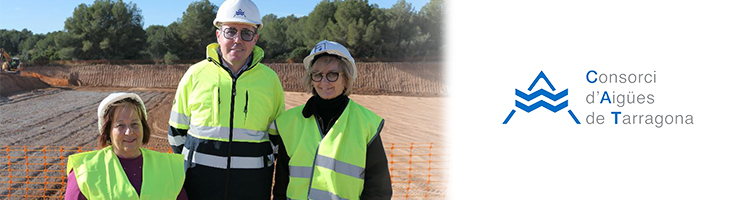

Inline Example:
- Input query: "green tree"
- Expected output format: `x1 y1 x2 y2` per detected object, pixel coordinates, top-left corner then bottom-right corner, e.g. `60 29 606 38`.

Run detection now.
418 0 443 58
331 0 376 57
0 29 33 56
303 0 338 46
163 22 185 60
258 14 306 59
175 0 218 60
145 25 172 61
258 14 283 58
164 52 179 64
382 0 423 58
362 7 387 58
63 0 146 60
331 0 367 43
18 33 45 60
30 36 56 61
29 31 68 61
283 16 309 60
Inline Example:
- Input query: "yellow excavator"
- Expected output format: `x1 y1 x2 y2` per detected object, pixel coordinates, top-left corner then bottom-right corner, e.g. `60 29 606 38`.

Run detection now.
1 48 23 74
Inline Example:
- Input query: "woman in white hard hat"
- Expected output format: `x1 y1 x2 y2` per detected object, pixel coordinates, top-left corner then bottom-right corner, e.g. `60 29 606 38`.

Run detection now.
65 93 187 200
272 40 393 200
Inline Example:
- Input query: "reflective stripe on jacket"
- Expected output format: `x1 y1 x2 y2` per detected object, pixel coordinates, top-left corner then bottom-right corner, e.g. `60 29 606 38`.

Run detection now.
66 146 184 199
275 99 384 200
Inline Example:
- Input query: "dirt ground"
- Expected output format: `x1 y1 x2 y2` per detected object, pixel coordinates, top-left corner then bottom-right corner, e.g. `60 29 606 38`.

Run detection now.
0 73 49 97
0 87 445 198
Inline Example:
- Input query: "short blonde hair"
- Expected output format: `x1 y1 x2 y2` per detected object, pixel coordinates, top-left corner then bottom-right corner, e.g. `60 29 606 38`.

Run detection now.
301 54 355 96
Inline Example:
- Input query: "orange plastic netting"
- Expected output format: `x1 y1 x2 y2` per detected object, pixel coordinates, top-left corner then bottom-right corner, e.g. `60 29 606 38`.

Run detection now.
1 143 446 199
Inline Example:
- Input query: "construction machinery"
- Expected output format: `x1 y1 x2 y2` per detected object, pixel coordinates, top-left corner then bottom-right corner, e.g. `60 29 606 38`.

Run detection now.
1 48 23 74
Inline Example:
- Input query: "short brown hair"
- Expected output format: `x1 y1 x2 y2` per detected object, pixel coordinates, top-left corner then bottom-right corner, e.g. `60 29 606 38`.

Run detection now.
301 54 355 96
98 98 150 147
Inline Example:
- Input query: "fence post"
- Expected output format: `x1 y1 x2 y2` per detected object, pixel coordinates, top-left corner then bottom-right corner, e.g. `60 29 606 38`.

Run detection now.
425 143 433 198
43 146 48 199
24 146 29 198
60 147 66 199
389 143 395 180
7 146 11 199
406 143 414 198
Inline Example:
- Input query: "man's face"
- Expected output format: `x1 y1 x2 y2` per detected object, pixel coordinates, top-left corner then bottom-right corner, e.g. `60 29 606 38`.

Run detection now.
216 22 259 67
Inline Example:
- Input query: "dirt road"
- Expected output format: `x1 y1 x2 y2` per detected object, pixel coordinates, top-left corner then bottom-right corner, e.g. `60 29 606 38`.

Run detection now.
0 87 444 147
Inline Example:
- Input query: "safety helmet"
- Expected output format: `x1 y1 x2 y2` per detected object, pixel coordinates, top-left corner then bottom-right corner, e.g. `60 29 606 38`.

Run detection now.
213 0 263 29
303 40 357 80
97 92 147 134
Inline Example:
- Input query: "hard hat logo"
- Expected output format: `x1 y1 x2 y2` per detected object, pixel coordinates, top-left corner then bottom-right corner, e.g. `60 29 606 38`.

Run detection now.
234 9 246 18
303 40 358 81
314 43 327 53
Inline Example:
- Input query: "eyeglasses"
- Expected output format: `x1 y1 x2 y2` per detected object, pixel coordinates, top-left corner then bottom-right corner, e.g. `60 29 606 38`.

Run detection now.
311 72 340 82
221 27 257 42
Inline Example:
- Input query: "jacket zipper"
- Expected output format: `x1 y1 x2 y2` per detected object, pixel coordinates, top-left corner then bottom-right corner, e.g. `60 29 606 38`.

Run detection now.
224 77 236 200
209 54 262 199
244 90 249 120
209 54 263 199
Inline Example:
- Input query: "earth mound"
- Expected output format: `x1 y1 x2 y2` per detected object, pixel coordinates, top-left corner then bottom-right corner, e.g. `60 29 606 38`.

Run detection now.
0 73 52 96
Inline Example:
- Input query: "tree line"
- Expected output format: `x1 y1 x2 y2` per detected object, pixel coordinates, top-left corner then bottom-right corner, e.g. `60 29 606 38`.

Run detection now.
0 0 442 63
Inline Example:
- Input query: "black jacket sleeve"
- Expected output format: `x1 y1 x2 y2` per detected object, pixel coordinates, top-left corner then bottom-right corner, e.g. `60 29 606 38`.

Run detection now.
272 139 290 200
361 134 393 199
168 125 188 154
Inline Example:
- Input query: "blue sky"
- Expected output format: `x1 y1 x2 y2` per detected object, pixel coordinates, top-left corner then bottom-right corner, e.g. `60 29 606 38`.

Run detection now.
0 0 430 34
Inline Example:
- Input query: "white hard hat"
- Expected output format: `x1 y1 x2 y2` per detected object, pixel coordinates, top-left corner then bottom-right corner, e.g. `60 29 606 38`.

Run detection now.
213 0 263 29
97 92 147 134
303 40 357 80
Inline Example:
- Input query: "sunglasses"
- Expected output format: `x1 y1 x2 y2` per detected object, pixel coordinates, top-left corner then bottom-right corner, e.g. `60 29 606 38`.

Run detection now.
311 72 340 82
221 27 257 42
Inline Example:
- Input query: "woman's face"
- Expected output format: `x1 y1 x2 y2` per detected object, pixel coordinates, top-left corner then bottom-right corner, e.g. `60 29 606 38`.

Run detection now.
110 104 143 158
311 58 347 99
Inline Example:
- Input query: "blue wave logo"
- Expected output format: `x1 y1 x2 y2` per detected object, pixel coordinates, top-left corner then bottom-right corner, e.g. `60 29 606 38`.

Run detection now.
503 71 581 124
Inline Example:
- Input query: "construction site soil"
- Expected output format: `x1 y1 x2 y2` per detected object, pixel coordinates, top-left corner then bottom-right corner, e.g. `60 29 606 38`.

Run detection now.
0 63 445 199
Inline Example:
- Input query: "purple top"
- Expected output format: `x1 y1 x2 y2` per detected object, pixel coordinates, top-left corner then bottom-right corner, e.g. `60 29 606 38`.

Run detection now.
65 154 188 200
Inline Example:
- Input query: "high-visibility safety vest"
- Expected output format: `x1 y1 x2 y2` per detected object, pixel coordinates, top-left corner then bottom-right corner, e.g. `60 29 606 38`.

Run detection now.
275 99 385 200
66 146 185 199
169 43 285 169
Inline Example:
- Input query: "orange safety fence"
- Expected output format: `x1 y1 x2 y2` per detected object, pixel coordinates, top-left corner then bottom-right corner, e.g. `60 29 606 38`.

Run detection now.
1 143 446 199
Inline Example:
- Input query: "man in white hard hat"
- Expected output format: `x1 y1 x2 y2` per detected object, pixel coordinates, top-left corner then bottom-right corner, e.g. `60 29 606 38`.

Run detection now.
168 0 285 199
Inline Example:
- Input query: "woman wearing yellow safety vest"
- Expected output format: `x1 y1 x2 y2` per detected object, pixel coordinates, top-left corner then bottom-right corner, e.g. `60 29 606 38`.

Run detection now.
272 40 393 200
65 93 186 199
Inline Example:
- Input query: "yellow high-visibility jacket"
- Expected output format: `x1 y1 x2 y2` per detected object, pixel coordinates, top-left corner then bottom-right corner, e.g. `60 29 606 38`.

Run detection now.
168 43 285 199
275 100 385 200
66 146 184 199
